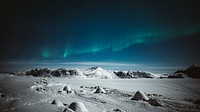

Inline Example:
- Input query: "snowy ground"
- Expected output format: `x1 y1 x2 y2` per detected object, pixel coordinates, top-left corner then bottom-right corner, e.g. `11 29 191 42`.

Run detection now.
0 73 200 112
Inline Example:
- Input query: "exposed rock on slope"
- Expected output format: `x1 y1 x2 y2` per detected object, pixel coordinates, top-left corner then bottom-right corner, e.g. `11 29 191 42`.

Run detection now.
14 67 163 79
173 64 200 78
114 70 155 79
168 73 188 78
24 68 51 77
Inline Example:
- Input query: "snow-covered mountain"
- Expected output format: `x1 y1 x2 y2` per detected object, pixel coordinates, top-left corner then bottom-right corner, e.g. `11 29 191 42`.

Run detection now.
80 67 117 79
14 67 166 79
171 64 200 78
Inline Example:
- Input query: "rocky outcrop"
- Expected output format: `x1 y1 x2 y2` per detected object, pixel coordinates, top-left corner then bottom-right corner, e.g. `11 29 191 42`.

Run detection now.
168 73 188 78
24 68 51 77
127 71 154 78
14 67 162 79
16 68 79 77
114 71 128 78
114 71 154 79
173 64 200 78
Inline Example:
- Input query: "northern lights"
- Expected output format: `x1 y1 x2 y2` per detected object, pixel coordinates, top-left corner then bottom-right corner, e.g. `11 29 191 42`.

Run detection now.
0 0 200 72
41 26 200 59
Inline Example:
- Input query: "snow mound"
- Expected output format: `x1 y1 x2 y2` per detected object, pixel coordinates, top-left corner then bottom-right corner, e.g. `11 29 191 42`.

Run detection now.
68 101 88 112
131 91 149 101
63 85 72 93
94 86 106 93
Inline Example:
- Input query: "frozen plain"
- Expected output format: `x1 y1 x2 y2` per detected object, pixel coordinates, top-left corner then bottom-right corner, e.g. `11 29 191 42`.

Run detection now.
0 73 200 112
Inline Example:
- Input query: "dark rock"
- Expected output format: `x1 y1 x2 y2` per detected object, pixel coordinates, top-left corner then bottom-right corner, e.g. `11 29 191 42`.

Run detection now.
24 68 51 77
0 93 5 97
87 66 100 71
114 71 154 79
168 73 188 78
51 70 62 77
58 68 68 75
114 71 129 78
68 70 78 76
174 64 200 78
193 99 200 105
128 71 153 78
186 64 200 78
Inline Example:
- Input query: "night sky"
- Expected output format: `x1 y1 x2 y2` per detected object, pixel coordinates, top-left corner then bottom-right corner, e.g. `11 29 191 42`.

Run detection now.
0 0 200 73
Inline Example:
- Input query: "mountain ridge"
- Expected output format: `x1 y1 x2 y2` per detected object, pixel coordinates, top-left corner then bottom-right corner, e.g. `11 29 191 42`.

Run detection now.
14 67 165 79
